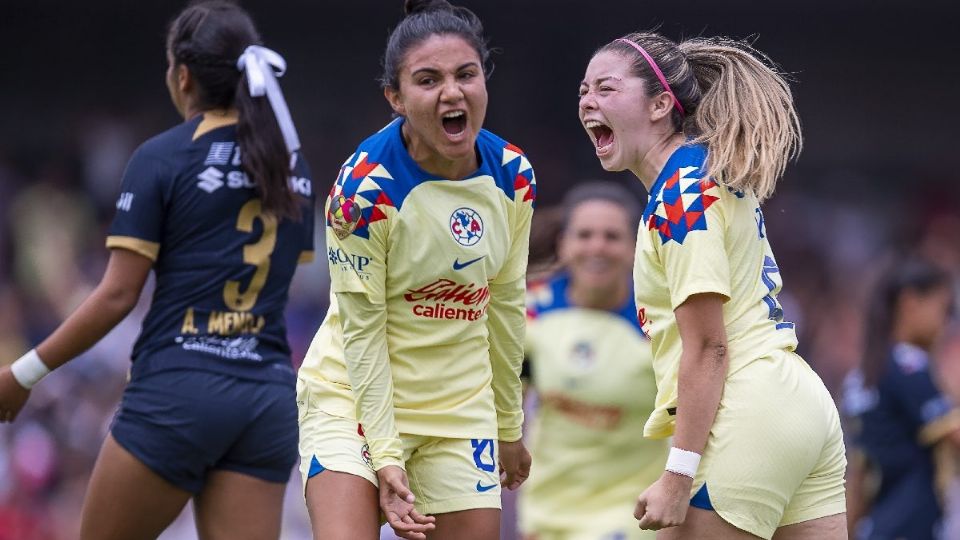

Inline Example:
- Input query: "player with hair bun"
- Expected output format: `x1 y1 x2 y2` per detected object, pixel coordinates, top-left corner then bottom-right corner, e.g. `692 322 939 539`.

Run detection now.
297 1 534 539
0 2 314 539
578 32 846 538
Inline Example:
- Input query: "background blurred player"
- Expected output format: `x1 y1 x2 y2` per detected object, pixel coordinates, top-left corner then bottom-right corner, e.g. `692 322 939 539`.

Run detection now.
578 32 847 538
843 257 960 540
0 2 314 538
296 0 534 539
520 181 669 540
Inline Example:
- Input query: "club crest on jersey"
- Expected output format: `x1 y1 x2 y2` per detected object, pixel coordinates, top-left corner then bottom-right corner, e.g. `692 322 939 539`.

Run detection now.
450 207 484 247
329 194 362 239
570 341 596 371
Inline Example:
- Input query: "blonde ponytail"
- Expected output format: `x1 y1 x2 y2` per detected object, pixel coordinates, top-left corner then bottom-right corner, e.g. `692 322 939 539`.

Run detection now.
678 38 802 201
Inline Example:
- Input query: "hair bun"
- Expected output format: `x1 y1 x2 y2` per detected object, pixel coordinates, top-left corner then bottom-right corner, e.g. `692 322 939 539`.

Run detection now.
404 0 453 16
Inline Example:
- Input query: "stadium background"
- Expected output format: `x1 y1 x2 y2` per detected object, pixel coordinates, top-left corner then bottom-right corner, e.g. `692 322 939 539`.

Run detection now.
1 1 958 538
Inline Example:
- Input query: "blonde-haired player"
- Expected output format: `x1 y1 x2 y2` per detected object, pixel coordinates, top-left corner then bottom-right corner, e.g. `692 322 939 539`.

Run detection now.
520 182 668 540
577 32 846 539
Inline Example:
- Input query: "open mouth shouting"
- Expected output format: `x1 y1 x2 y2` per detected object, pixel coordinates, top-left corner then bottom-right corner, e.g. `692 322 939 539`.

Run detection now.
441 110 468 139
584 119 614 157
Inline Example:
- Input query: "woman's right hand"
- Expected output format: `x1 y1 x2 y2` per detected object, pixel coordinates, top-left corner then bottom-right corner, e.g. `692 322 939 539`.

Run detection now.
0 366 31 423
377 465 436 540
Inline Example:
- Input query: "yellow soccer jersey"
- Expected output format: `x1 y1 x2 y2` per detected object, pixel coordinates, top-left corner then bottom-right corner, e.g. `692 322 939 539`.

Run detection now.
298 118 536 469
520 275 667 536
634 144 798 439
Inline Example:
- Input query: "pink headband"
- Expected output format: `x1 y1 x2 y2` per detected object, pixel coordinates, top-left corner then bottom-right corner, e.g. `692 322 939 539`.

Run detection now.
615 38 685 116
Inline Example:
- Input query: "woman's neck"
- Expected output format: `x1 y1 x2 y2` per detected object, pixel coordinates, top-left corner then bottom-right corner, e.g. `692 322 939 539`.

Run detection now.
630 131 685 191
401 121 477 180
568 279 630 312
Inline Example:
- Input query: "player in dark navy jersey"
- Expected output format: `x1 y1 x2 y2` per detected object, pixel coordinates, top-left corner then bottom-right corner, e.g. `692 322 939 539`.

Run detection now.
843 258 959 540
0 2 313 539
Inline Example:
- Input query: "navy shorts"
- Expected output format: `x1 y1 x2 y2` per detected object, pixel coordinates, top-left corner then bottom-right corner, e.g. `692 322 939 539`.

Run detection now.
111 367 297 494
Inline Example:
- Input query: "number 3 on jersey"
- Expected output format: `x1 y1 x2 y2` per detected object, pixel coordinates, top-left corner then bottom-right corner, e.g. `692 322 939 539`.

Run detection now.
224 199 276 311
760 255 794 330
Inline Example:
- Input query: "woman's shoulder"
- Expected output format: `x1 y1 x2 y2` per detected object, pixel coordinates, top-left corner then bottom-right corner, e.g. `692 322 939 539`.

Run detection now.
129 118 205 166
476 128 529 162
527 274 570 319
475 129 536 204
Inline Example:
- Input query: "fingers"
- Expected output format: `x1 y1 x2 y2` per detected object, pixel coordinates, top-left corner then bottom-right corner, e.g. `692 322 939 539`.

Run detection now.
387 475 416 504
387 513 431 540
636 497 661 531
500 470 517 489
386 511 434 539
633 493 648 521
409 508 436 525
500 462 530 490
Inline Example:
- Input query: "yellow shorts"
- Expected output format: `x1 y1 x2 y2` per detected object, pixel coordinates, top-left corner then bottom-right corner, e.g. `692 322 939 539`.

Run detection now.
690 350 847 539
520 505 656 540
297 380 502 515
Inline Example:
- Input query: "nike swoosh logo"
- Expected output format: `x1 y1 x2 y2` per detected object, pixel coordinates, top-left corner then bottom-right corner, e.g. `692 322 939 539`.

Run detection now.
453 256 485 270
475 480 497 492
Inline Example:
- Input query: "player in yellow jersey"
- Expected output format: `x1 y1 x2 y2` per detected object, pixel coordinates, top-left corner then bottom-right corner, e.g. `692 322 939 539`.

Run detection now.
297 1 534 539
520 182 668 540
577 33 846 539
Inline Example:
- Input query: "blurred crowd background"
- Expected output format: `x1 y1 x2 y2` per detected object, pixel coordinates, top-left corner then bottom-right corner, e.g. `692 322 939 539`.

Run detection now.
1 1 959 538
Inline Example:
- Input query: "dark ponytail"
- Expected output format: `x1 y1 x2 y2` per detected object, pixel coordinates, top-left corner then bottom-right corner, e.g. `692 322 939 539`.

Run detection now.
381 0 491 90
167 0 299 220
861 257 952 387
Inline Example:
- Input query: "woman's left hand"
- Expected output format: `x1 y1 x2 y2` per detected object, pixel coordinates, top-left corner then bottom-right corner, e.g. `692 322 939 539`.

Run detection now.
0 366 31 423
634 471 693 530
498 439 532 490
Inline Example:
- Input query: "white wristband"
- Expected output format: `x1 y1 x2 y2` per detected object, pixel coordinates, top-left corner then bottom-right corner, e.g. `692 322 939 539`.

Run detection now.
10 349 51 389
664 447 701 478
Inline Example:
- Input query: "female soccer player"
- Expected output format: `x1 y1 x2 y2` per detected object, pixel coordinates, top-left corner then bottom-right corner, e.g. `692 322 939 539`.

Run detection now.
297 1 534 539
577 33 847 539
0 2 314 539
843 258 959 540
520 182 669 540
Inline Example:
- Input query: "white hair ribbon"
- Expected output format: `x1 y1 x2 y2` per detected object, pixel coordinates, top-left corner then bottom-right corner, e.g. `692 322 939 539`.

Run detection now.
237 45 301 156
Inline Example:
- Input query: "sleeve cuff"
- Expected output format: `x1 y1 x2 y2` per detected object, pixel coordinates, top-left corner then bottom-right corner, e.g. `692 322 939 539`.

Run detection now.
670 284 730 311
498 411 524 442
367 437 405 471
106 235 160 261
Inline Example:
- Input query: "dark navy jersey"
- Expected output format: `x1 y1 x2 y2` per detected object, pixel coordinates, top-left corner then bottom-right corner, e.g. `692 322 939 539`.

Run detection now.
107 111 315 384
842 343 958 539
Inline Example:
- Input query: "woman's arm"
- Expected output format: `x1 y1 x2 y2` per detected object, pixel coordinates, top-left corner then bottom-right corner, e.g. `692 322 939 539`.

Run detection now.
337 291 403 472
0 248 152 421
36 249 152 369
671 292 728 456
636 292 728 531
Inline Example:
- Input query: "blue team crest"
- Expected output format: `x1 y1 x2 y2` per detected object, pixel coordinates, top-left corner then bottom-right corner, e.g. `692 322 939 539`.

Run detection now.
570 340 596 370
450 207 484 246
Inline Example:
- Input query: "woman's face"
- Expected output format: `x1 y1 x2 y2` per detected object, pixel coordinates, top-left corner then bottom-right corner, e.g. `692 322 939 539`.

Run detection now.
578 51 659 173
903 284 955 347
558 199 635 295
385 34 488 174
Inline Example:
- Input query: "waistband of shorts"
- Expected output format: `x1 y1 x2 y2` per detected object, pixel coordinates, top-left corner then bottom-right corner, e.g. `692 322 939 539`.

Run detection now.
131 352 295 385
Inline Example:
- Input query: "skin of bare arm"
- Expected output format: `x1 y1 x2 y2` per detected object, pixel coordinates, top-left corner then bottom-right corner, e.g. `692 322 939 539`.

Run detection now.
636 292 728 530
